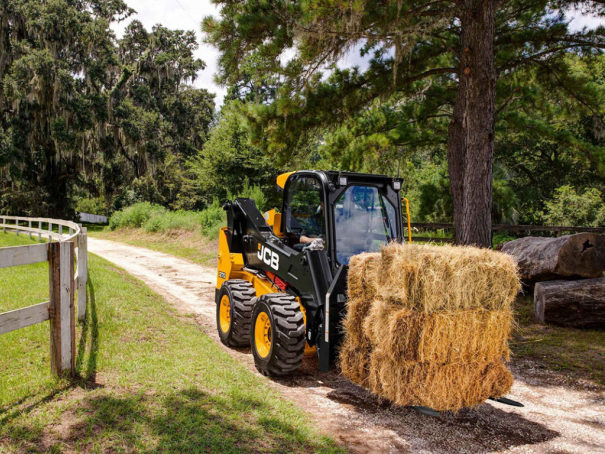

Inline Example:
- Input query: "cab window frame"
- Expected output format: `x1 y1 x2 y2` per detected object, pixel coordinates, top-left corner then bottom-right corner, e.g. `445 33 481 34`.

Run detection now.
282 174 328 246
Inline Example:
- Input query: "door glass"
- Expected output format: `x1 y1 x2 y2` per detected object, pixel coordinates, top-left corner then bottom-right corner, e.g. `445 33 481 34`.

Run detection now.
285 177 324 238
334 185 397 264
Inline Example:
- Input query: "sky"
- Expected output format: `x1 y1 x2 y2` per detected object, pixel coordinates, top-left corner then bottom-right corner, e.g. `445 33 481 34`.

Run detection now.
111 0 605 107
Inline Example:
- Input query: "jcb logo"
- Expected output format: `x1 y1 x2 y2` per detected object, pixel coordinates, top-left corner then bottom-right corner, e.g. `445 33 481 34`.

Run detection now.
258 244 279 270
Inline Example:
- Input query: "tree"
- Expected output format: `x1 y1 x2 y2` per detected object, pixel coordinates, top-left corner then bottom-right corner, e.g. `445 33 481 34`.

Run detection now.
204 0 605 246
0 1 214 217
187 101 280 207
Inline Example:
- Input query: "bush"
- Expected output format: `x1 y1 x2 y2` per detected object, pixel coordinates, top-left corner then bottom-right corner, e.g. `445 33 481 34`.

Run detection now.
542 186 605 227
75 197 108 216
108 202 165 230
107 184 266 239
144 210 204 233
199 199 227 238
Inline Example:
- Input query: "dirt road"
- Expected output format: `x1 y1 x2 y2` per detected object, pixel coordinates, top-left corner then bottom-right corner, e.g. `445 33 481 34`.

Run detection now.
88 237 605 454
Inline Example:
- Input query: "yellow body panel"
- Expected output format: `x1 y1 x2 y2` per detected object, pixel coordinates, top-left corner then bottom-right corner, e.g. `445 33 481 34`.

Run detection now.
217 226 316 354
263 209 284 237
276 171 296 189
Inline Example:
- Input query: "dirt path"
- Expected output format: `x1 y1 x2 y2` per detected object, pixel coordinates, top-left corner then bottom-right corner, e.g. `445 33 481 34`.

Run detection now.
88 237 605 454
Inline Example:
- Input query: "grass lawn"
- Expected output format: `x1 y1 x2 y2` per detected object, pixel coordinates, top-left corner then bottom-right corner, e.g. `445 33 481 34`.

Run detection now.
511 295 605 385
88 226 218 268
0 232 343 453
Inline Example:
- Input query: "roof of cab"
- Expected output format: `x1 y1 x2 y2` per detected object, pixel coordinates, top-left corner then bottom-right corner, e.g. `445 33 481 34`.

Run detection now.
276 171 296 189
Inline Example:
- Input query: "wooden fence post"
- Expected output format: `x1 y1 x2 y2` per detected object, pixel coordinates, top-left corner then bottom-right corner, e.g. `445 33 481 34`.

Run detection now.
38 221 42 242
77 227 88 323
48 241 75 377
29 220 32 239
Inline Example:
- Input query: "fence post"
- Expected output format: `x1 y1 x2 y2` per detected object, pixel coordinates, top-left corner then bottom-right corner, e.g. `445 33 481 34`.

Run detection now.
59 225 62 237
77 227 88 323
38 221 42 242
48 241 75 377
15 219 19 237
2 217 5 233
29 220 32 239
49 223 52 242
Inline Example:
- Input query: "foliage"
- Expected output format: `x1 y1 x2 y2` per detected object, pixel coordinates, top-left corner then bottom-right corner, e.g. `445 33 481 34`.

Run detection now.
75 197 108 216
108 202 165 230
542 185 605 227
187 101 280 208
0 1 214 217
204 0 605 242
108 182 269 239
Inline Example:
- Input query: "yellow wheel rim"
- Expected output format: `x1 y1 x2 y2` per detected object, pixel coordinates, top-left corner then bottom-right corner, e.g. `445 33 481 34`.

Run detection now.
254 312 272 358
219 295 231 333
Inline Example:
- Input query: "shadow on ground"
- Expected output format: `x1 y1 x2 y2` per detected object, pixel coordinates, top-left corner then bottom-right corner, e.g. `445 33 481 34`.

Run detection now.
268 356 561 454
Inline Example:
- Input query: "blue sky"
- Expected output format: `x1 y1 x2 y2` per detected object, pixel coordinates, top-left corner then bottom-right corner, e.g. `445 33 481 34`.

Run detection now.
112 0 605 107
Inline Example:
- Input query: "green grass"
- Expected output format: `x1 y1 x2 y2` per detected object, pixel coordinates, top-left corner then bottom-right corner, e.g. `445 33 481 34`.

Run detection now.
90 227 219 268
512 295 605 385
0 232 343 453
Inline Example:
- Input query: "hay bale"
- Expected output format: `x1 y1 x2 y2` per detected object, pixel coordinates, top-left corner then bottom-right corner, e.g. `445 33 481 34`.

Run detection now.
377 243 520 312
338 337 372 387
368 354 513 412
341 242 519 412
364 303 513 364
347 252 380 300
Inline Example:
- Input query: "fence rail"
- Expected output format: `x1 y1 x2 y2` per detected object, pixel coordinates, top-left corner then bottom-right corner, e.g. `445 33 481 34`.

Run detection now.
409 222 605 234
406 222 605 244
0 216 88 377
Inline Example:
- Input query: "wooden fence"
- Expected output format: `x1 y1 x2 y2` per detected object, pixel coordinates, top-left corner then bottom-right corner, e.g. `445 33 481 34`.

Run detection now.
407 223 605 244
0 216 88 377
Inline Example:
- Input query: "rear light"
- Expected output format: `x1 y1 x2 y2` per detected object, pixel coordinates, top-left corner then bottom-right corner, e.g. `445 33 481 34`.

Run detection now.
274 275 288 291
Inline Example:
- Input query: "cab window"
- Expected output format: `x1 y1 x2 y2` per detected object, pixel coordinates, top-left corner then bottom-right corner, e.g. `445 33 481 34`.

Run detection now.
284 176 325 238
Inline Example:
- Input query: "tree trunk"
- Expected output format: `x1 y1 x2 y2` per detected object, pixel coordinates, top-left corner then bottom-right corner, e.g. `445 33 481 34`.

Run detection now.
448 0 497 248
534 278 605 328
501 233 605 282
447 33 467 245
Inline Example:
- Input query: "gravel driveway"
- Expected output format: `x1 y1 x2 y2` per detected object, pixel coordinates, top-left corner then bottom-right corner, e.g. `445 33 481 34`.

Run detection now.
88 237 605 454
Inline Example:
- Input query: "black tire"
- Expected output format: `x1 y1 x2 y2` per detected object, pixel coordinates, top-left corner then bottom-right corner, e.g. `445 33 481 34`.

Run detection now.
216 279 256 348
250 294 306 376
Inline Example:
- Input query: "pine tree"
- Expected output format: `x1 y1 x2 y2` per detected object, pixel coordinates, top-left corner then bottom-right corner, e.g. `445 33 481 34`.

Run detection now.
204 0 605 246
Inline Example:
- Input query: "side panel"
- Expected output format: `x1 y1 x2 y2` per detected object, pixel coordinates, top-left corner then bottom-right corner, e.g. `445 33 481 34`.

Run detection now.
216 227 245 292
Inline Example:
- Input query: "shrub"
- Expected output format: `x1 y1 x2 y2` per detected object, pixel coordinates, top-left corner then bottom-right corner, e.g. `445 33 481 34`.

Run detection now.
144 210 204 233
199 198 227 238
75 197 108 216
542 186 605 227
107 183 266 238
108 202 165 230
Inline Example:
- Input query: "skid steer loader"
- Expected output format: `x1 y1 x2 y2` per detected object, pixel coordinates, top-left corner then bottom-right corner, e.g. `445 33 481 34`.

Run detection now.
216 170 404 375
215 170 523 413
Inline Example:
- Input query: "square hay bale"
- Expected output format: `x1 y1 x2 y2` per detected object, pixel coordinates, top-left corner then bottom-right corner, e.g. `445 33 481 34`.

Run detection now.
341 242 520 412
347 252 381 300
377 243 520 312
367 355 513 412
363 300 513 364
338 337 372 388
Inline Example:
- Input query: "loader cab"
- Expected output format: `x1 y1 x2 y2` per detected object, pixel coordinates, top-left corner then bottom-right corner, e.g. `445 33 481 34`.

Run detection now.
279 171 405 273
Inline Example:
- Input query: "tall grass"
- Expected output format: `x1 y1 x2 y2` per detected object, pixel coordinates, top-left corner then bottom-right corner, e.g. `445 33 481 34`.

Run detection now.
108 184 267 239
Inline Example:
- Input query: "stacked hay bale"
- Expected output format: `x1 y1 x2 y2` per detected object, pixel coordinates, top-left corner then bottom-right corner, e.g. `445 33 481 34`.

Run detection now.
340 243 520 411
